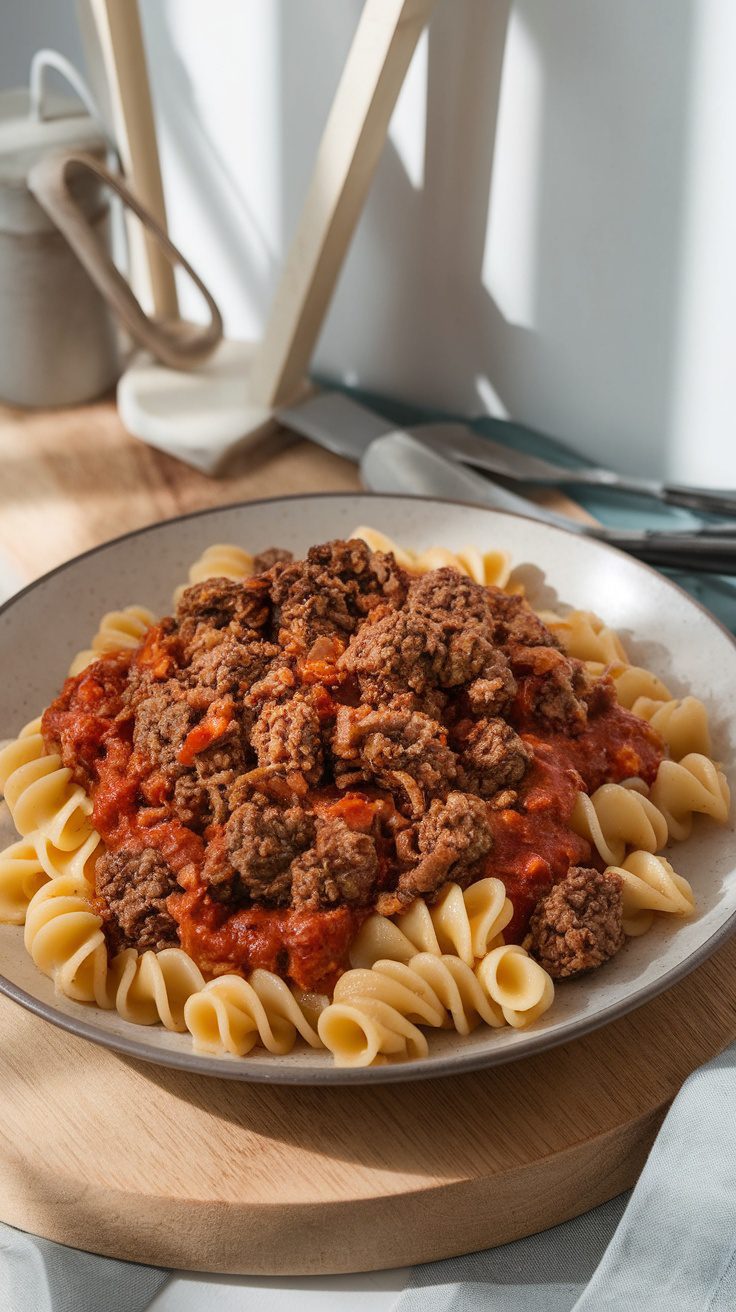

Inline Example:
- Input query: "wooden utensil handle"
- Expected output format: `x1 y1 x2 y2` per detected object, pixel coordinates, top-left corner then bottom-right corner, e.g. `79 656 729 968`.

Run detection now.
28 150 223 371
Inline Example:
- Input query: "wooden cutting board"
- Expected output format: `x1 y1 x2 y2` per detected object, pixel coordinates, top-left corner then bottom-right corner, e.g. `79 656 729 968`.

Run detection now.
1 936 735 1274
1 398 732 1273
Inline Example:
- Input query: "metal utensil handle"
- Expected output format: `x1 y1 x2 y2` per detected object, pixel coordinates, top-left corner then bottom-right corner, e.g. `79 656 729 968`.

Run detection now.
27 150 222 371
660 484 736 516
602 532 736 574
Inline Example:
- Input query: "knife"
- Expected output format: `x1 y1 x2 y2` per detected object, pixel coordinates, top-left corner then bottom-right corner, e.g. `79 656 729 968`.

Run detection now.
277 391 736 519
360 432 736 574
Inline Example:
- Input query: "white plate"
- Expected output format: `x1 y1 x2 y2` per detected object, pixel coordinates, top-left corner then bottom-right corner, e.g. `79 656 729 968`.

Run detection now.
1 494 734 1084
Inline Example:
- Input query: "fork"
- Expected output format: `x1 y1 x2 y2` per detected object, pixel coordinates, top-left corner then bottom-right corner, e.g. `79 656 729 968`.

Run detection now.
410 421 736 517
360 432 736 575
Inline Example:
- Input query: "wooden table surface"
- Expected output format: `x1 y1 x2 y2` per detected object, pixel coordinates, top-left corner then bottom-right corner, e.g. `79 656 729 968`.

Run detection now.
2 395 735 1273
0 397 360 584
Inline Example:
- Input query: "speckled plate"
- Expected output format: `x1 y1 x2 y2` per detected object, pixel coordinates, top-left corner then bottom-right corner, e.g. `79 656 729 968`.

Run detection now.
1 494 735 1084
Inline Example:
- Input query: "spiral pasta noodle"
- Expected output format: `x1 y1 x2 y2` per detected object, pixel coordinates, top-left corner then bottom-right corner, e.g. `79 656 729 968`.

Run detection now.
0 827 101 924
110 947 205 1031
351 525 514 589
537 609 629 664
606 851 695 937
68 605 157 676
649 753 730 842
0 720 95 853
571 783 668 866
318 945 553 1067
184 970 323 1056
584 661 673 710
23 872 111 1007
475 945 556 1029
350 877 512 969
629 696 712 762
173 543 255 606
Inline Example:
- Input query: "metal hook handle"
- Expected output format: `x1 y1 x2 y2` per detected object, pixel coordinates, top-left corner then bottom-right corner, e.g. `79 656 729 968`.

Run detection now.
28 150 223 371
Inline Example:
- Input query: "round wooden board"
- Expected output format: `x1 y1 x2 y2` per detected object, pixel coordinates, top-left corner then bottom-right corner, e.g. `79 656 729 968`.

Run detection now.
1 936 735 1275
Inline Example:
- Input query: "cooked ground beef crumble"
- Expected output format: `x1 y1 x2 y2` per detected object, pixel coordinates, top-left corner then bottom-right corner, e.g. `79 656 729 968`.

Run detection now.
40 538 664 990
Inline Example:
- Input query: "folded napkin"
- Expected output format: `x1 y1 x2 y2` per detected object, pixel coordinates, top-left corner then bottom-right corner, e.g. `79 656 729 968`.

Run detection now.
396 1042 736 1312
0 1227 167 1312
2 393 734 1312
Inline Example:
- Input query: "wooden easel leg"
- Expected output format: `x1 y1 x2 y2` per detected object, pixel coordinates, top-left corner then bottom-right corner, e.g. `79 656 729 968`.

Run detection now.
247 0 440 410
84 0 179 320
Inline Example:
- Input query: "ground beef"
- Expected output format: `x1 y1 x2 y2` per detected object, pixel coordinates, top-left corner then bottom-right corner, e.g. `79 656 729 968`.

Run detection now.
265 539 408 649
252 547 293 572
528 867 625 977
407 567 494 625
510 644 591 732
457 717 531 799
187 633 280 704
382 791 494 910
465 657 517 717
574 663 618 717
168 722 244 827
290 817 379 909
307 539 408 613
214 794 316 904
486 589 563 650
131 681 195 780
251 691 324 785
266 559 356 647
174 577 270 637
95 847 179 953
332 703 456 810
339 608 496 699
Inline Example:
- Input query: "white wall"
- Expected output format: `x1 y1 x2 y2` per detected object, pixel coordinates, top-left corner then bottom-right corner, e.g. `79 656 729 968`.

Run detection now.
3 1 734 482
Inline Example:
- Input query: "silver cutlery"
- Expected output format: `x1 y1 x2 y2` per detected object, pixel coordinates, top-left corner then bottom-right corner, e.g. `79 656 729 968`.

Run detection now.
276 392 736 572
277 391 736 518
407 422 736 517
361 433 736 575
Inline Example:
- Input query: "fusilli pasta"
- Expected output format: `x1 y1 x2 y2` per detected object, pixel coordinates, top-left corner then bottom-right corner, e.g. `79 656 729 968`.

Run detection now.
184 970 323 1055
0 720 95 853
571 783 668 866
351 525 514 589
110 947 205 1031
23 872 110 1007
649 753 730 842
584 661 673 710
68 605 156 676
537 609 629 664
0 827 100 924
606 851 695 937
318 945 552 1067
350 877 512 969
173 542 255 606
629 696 712 762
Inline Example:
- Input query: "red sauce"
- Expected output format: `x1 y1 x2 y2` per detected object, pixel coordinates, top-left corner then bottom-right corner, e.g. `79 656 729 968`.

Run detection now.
486 740 592 941
41 630 667 990
535 704 664 791
178 698 233 766
41 652 131 780
171 886 362 993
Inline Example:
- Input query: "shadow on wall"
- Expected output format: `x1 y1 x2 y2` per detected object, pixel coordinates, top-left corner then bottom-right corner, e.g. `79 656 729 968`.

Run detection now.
129 0 695 479
296 0 695 479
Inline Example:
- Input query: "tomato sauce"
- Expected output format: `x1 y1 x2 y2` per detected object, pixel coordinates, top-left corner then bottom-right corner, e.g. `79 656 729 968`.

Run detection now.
534 703 664 791
41 633 667 990
171 886 362 993
485 740 592 941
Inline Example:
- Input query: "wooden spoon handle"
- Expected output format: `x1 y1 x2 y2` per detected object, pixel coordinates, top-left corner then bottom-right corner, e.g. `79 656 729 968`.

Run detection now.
28 150 223 371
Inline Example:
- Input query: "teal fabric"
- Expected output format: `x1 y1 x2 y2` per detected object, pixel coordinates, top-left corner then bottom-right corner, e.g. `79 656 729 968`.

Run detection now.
2 392 734 1310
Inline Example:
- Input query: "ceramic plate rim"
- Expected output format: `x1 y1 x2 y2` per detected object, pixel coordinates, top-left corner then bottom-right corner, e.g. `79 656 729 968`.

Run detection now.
1 491 735 1086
